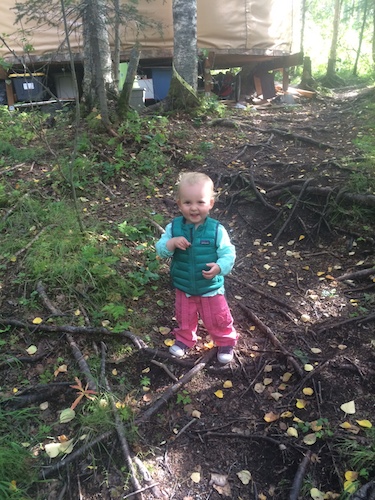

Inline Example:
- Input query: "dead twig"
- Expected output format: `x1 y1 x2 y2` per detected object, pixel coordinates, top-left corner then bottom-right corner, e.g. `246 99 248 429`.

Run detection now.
288 451 312 500
229 275 302 316
137 348 217 424
39 431 113 479
238 303 304 377
273 178 313 243
150 359 179 381
337 267 375 282
0 318 147 350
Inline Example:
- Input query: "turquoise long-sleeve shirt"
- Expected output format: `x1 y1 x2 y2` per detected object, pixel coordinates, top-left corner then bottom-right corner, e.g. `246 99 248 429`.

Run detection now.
155 218 235 297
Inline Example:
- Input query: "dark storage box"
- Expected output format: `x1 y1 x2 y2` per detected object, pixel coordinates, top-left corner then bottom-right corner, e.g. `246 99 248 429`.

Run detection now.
9 73 46 102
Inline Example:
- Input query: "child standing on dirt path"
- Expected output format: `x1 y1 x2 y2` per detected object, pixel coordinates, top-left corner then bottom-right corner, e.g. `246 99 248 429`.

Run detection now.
155 172 238 364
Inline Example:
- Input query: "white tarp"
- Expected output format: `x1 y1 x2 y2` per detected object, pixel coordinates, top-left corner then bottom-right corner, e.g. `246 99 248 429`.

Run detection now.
0 0 300 65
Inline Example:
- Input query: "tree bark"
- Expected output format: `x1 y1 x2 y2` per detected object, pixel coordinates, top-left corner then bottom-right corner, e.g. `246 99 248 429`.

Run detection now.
118 44 140 118
353 0 369 76
167 0 199 110
81 0 113 125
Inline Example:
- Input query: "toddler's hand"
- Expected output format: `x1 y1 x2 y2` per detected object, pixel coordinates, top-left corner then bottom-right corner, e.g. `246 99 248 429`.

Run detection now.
202 262 220 279
167 236 191 251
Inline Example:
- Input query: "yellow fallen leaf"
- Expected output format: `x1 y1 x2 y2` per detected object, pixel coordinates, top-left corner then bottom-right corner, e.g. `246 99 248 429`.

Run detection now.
270 392 283 401
214 390 224 399
248 325 256 331
192 410 201 419
302 265 310 270
282 372 293 382
278 383 287 391
316 271 325 276
112 369 118 376
304 364 314 372
311 347 322 354
263 378 273 386
191 472 201 483
204 340 215 349
300 314 311 323
141 367 150 373
223 380 233 389
340 401 356 414
32 317 43 324
310 487 325 500
254 383 266 394
303 433 317 445
280 411 293 418
344 481 357 493
293 416 304 423
159 327 171 335
296 399 307 409
356 419 372 428
264 364 273 372
310 421 322 432
45 442 61 458
164 339 174 347
267 281 277 287
299 235 305 241
237 470 252 485
340 421 352 429
345 470 358 481
302 387 314 396
286 427 298 437
74 309 81 316
325 275 335 280
26 345 38 355
264 412 279 423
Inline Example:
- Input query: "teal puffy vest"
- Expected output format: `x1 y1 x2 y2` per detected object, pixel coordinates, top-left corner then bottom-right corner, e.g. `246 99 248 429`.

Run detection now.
171 216 224 296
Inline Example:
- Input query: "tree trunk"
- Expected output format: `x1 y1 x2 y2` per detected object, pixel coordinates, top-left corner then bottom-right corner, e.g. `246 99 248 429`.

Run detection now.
321 0 344 87
167 0 199 110
353 0 369 76
81 0 113 125
118 44 140 119
113 0 121 90
372 0 375 65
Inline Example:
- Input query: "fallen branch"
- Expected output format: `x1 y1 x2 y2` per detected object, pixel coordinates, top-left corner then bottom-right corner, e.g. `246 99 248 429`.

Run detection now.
36 282 97 392
238 304 304 377
337 267 375 282
105 374 143 499
315 311 375 334
137 348 217 424
39 430 113 479
0 318 147 349
273 178 313 243
289 451 312 500
229 275 302 316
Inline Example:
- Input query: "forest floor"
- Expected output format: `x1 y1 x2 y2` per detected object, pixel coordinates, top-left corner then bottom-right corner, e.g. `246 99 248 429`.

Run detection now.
1 84 375 500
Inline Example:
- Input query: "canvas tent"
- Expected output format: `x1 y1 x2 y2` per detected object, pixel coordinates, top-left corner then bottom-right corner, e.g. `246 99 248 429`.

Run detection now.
0 0 301 104
0 0 301 67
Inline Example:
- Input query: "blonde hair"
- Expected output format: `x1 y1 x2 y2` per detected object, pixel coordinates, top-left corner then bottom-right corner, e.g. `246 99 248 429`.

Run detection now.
176 172 215 199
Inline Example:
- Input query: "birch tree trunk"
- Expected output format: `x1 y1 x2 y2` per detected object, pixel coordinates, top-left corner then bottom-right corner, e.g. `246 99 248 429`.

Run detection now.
81 0 114 126
321 0 344 87
167 0 199 110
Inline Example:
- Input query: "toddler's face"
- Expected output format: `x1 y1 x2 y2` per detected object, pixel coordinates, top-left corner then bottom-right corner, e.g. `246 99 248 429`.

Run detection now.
177 181 214 226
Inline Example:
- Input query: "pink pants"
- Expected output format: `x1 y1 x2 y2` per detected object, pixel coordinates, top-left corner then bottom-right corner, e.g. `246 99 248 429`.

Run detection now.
173 288 238 348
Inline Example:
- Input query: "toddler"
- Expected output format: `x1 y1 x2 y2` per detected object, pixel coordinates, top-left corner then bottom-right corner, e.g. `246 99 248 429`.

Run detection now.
155 172 238 364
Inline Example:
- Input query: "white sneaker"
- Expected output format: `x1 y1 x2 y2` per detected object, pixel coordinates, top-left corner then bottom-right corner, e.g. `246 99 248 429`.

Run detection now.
217 346 234 364
169 340 188 358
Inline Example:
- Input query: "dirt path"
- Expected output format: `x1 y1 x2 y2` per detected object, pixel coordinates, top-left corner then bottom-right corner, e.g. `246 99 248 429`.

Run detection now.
1 86 375 499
